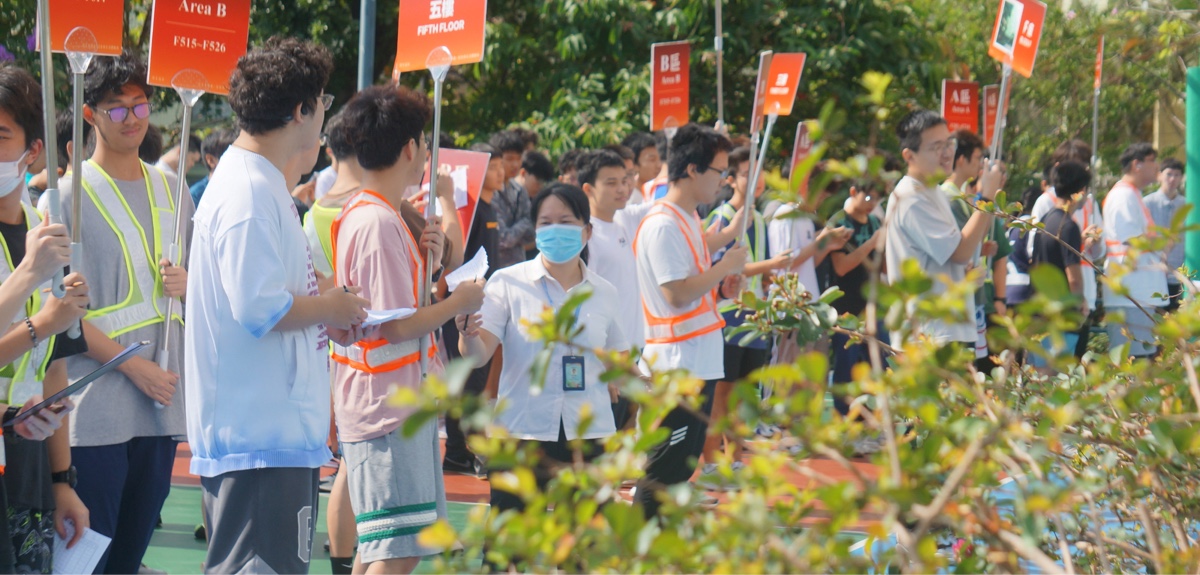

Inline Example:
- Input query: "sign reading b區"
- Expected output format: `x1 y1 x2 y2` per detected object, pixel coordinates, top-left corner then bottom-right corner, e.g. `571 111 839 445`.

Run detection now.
760 53 806 117
42 0 123 55
650 41 690 132
940 80 979 134
987 0 1047 78
146 0 251 94
393 0 488 74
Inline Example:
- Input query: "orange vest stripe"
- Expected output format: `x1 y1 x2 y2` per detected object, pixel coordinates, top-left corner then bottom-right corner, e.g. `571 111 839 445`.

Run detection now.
633 203 725 344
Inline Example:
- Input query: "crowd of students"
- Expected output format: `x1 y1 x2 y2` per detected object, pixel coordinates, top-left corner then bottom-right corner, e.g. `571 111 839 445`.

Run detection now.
0 33 1187 574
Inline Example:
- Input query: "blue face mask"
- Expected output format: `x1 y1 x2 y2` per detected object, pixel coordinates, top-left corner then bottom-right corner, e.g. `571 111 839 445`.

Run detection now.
536 224 585 264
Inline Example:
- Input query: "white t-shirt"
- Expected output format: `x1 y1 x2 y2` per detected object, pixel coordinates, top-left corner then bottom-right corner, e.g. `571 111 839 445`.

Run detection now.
1032 189 1104 307
634 201 725 380
479 258 627 441
767 204 820 297
1102 180 1167 308
314 165 337 200
184 146 332 477
587 204 652 348
884 176 975 344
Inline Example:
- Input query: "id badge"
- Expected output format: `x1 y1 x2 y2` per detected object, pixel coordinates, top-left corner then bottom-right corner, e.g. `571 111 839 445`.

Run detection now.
562 356 585 391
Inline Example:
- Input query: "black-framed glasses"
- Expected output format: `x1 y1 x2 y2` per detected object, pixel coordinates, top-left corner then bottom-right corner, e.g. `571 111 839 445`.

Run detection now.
97 103 151 123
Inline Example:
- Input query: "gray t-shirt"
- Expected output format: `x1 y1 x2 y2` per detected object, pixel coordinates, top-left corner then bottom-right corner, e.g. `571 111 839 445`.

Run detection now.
56 161 193 446
1143 190 1186 276
884 175 974 344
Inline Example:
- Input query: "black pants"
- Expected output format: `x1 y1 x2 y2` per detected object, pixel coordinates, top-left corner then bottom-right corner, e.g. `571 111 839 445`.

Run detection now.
442 317 492 463
487 421 602 515
635 380 718 520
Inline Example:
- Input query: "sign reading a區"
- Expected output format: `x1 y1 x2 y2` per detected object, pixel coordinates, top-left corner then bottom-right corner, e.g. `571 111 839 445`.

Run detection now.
394 0 488 74
650 41 690 132
760 53 806 117
981 83 1011 146
146 0 251 94
987 0 1047 78
43 0 123 55
940 80 979 134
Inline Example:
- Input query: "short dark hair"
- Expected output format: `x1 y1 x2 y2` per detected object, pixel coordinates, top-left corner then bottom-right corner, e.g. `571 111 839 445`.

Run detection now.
341 85 431 171
1051 139 1092 166
470 143 496 156
654 131 669 162
202 128 237 165
489 130 525 155
514 127 539 149
140 123 163 163
667 123 734 182
603 144 634 163
895 109 946 154
1052 160 1091 198
0 65 44 149
521 150 555 183
622 132 657 164
728 146 752 176
55 109 93 169
577 149 626 187
1019 184 1041 216
438 133 456 150
84 50 153 108
322 109 353 160
229 37 333 135
1119 143 1156 173
557 149 585 177
1161 157 1184 173
952 128 985 170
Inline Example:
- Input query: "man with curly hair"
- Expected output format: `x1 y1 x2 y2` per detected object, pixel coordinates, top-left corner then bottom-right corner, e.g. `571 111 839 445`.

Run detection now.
184 38 370 574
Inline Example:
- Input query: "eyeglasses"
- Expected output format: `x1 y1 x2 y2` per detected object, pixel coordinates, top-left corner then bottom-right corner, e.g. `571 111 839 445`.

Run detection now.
319 93 334 111
319 133 328 146
97 102 151 123
923 136 958 156
705 164 729 176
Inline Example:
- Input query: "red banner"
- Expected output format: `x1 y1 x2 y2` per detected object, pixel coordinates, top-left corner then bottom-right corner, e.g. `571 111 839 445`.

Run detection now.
393 0 488 74
987 0 1047 78
790 121 814 200
749 51 774 134
1094 35 1104 90
146 0 251 94
418 149 491 244
941 80 979 134
40 0 123 55
649 41 690 132
761 53 806 117
981 84 1012 146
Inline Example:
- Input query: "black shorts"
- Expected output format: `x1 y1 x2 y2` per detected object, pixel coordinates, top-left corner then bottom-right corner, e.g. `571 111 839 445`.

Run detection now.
722 344 771 382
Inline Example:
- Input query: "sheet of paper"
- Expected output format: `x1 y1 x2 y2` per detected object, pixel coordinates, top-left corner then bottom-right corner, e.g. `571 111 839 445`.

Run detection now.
362 308 418 328
445 248 488 292
53 523 111 575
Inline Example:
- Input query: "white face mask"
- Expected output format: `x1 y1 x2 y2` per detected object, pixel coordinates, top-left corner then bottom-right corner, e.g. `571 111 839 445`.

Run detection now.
0 150 30 199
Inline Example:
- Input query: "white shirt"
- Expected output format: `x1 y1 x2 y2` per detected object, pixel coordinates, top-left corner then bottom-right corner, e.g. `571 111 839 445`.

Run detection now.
184 146 332 476
1032 189 1104 307
479 258 627 441
884 176 975 344
587 204 652 348
634 201 725 380
314 165 337 201
1143 189 1186 277
1102 180 1167 308
767 204 819 297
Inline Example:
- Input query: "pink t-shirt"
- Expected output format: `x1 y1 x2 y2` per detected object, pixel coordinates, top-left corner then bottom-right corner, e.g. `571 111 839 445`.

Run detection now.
331 191 443 442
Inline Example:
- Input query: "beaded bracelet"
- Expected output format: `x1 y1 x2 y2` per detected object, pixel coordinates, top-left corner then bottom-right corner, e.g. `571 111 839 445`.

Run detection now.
24 317 37 346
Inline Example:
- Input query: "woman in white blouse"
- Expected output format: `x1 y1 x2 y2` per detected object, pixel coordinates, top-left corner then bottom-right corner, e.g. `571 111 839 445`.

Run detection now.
457 183 628 517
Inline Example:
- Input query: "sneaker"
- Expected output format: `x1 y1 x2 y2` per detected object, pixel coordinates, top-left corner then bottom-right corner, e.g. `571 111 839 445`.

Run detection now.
319 472 337 493
695 462 744 491
139 564 167 574
755 423 781 438
442 455 487 478
194 524 206 541
851 436 883 456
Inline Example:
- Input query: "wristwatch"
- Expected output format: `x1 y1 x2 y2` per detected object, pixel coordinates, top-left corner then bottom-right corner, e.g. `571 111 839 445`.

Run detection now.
51 466 77 489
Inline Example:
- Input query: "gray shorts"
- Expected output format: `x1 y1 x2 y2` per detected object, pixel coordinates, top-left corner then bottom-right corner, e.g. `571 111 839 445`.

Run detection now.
201 467 319 574
1107 307 1157 357
343 418 447 564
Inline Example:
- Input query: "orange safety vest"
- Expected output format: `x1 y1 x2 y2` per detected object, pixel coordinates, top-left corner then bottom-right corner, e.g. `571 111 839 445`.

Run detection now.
1102 181 1154 260
329 190 437 373
633 202 725 344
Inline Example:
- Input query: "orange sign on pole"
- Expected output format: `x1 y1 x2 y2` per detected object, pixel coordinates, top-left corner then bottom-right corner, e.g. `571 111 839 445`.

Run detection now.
749 51 773 134
41 0 123 55
1094 35 1104 90
146 0 251 94
418 149 491 244
393 0 488 74
649 41 690 132
790 121 813 200
761 53 806 117
941 80 979 134
987 0 1047 78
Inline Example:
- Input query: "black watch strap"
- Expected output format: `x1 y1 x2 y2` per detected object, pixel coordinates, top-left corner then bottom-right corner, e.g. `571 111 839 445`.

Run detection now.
51 466 77 488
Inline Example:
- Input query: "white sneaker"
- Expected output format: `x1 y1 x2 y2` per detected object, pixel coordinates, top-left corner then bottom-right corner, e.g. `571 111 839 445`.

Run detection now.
695 462 744 491
851 436 883 456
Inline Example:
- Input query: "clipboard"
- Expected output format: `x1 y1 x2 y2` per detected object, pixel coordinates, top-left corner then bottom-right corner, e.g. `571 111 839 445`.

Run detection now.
5 341 150 427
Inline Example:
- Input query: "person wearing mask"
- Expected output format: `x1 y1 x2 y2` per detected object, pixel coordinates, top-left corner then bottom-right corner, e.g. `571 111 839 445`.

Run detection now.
1144 157 1185 311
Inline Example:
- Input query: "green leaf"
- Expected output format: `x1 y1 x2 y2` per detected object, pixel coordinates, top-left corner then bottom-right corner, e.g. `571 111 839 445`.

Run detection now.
1030 264 1070 301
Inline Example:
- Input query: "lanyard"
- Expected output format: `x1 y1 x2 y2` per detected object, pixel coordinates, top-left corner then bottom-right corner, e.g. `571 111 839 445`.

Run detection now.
540 278 583 324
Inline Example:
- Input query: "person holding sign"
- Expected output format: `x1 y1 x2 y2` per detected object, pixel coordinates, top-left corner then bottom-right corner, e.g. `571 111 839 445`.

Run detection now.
0 64 93 573
331 85 485 575
184 38 370 575
884 109 1002 348
49 51 191 575
632 124 744 518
